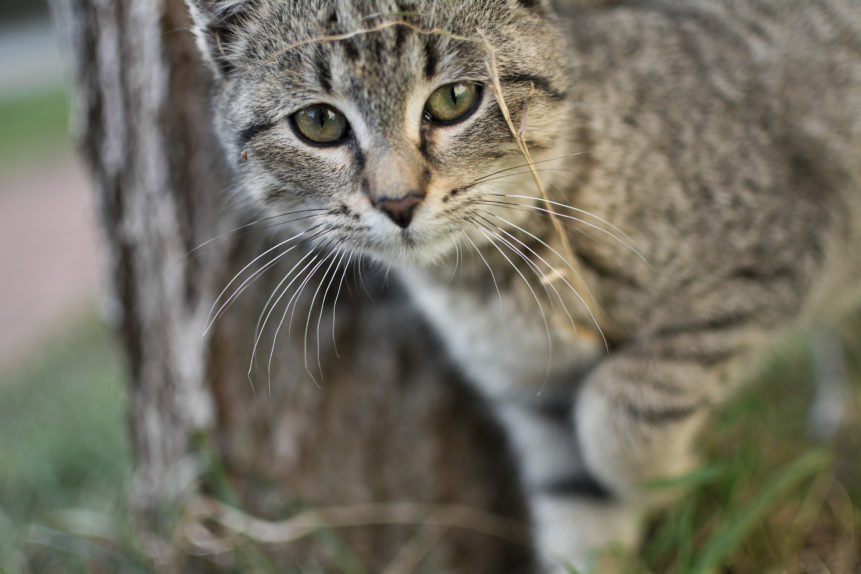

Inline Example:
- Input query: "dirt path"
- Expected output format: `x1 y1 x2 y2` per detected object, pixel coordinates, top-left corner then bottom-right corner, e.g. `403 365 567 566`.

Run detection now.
0 158 100 372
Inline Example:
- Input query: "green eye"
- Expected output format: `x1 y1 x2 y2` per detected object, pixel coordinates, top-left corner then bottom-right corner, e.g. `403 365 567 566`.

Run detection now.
292 104 349 144
425 82 481 123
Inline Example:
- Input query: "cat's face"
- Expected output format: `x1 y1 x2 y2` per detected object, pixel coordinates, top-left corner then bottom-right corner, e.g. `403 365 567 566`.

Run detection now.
190 0 572 266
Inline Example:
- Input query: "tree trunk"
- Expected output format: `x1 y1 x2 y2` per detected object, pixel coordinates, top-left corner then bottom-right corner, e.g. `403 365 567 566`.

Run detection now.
51 0 530 572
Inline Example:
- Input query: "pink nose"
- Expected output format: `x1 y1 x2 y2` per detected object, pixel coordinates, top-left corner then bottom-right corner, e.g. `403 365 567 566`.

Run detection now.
375 195 423 228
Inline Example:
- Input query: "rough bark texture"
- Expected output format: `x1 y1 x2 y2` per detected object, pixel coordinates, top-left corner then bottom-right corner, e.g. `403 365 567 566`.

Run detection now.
52 0 530 572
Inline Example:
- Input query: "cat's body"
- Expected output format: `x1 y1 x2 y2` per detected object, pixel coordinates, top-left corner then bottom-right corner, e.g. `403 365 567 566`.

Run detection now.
187 0 861 571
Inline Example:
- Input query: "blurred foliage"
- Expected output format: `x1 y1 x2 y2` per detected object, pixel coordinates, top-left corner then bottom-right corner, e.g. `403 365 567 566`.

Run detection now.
0 87 70 176
0 313 140 574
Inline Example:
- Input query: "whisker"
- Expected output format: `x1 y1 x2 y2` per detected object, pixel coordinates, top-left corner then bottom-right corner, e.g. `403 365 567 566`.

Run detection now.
489 213 598 314
473 215 554 304
485 217 590 345
186 208 327 259
448 232 462 283
331 250 355 359
491 194 650 268
253 249 316 344
470 168 579 187
468 218 553 383
502 194 633 241
250 225 333 343
248 253 319 391
492 214 609 352
267 250 336 390
205 225 322 335
488 213 609 350
303 248 344 383
470 152 592 185
316 249 349 376
462 232 503 314
478 199 649 268
356 254 375 301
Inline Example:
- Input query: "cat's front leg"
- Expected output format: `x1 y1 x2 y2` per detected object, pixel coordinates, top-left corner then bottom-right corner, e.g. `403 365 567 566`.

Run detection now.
519 335 744 573
557 339 742 572
494 397 645 574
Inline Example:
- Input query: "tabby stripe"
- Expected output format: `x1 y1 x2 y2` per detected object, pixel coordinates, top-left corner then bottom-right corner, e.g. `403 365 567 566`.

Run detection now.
532 394 574 423
654 312 749 338
538 473 613 502
424 37 439 79
238 122 276 147
576 249 640 287
315 50 333 94
626 345 737 368
394 22 408 52
731 265 797 284
623 399 705 425
499 73 567 100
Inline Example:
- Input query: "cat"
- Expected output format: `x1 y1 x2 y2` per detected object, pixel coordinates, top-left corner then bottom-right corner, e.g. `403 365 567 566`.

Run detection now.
185 0 861 571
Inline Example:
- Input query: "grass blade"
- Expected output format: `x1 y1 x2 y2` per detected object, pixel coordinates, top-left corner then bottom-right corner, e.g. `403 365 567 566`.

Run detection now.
689 450 832 574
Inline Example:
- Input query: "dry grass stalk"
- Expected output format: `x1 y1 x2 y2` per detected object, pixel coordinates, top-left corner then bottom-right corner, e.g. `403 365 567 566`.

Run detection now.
186 497 530 547
380 526 452 574
481 33 612 341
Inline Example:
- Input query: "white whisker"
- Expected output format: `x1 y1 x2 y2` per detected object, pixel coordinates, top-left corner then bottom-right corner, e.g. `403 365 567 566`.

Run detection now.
487 218 587 345
497 194 650 268
248 253 319 392
316 249 349 376
470 152 591 185
205 228 310 334
186 208 326 259
331 250 355 359
266 253 333 390
303 249 344 383
470 218 553 383
488 213 608 350
462 232 503 314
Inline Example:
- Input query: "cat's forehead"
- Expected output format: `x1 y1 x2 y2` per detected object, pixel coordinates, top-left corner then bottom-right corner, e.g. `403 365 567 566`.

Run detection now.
234 0 526 83
228 1 530 116
215 0 566 134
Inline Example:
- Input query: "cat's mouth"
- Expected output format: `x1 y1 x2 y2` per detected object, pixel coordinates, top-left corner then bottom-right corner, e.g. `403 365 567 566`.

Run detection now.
354 218 462 268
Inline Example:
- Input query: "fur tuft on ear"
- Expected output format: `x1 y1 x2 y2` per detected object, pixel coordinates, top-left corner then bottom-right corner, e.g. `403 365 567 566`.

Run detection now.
184 0 251 78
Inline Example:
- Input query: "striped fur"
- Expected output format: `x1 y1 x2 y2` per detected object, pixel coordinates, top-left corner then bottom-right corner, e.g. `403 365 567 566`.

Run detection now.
187 1 861 571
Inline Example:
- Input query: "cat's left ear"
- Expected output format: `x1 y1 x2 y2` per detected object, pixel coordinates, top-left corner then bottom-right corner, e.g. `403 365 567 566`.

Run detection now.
184 0 250 79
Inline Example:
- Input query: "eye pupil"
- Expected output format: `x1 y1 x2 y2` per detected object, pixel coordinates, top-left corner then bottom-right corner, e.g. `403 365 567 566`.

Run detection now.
451 84 466 103
425 82 481 124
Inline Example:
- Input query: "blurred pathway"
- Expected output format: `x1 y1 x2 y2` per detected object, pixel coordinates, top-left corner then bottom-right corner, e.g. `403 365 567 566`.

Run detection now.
0 158 100 371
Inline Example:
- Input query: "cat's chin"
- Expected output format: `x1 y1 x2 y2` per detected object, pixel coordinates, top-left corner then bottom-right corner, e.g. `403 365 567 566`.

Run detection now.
359 233 461 270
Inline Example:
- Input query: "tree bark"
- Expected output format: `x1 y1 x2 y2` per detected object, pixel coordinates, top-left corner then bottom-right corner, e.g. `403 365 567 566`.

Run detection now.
51 0 530 572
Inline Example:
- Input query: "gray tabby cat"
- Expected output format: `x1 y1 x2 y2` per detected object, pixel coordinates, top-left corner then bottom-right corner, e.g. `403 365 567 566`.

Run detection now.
185 0 861 571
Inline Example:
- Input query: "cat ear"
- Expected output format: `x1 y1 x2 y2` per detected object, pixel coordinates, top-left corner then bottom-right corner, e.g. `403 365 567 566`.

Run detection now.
184 0 250 78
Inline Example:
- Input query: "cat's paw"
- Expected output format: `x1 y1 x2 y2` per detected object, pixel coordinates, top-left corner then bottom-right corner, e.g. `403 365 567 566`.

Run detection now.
543 550 629 574
532 496 642 574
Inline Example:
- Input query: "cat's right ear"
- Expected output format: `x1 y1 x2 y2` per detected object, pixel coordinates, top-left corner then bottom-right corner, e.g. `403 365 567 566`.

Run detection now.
184 0 249 79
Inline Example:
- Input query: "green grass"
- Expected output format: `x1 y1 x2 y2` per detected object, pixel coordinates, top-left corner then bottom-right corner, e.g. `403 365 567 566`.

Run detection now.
627 327 861 574
0 312 144 574
0 315 858 573
0 86 71 176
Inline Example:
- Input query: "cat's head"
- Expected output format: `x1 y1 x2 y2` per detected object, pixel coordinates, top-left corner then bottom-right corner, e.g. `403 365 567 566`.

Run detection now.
187 0 572 266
